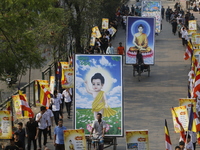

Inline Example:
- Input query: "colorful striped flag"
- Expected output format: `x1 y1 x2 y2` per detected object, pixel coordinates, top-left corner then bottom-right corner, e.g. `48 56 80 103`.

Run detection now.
40 85 51 106
18 90 34 118
6 101 11 111
171 107 186 142
165 119 172 150
184 41 193 60
193 70 200 98
188 104 194 131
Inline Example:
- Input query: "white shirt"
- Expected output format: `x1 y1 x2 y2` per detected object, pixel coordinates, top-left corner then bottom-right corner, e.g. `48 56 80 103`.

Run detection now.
36 112 48 129
106 46 114 54
92 119 106 137
107 28 113 35
51 97 62 111
62 89 72 103
45 109 54 126
185 141 194 150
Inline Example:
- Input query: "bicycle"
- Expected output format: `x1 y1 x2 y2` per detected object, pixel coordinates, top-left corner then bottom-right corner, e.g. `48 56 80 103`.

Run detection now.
90 136 102 150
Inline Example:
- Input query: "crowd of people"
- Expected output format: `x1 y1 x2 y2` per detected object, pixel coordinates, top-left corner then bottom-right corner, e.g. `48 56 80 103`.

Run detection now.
165 2 196 47
84 3 144 56
165 2 199 150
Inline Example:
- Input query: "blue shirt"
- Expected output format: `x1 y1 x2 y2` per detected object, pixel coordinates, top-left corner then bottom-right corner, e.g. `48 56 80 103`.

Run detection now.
54 126 67 144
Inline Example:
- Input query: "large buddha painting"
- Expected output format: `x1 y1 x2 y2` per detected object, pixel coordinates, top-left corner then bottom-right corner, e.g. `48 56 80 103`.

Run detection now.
126 17 155 65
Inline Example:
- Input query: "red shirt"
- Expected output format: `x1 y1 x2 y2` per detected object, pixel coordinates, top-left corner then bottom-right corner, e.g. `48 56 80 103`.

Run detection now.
117 46 124 55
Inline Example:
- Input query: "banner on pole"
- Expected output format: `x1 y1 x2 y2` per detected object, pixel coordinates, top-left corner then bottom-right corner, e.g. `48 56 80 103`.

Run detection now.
126 130 149 150
171 106 189 133
61 68 74 89
64 129 87 150
0 111 12 139
102 18 109 29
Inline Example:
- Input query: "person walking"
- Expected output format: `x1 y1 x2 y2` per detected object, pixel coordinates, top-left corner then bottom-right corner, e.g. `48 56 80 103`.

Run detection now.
117 42 125 55
54 119 67 150
45 108 54 139
26 117 39 150
62 88 72 119
51 90 62 125
36 106 48 150
15 122 26 150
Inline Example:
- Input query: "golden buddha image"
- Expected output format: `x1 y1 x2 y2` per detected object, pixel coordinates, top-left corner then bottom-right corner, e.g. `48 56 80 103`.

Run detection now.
129 24 152 53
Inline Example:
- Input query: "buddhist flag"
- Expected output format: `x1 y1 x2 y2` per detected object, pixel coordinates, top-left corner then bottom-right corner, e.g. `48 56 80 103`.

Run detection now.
184 41 193 60
18 90 34 118
165 119 172 150
193 70 200 98
171 107 186 142
188 104 194 131
40 85 51 106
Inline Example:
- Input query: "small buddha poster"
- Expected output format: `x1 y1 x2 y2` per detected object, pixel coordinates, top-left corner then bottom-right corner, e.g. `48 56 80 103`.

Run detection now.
61 68 74 88
64 129 87 150
102 18 109 29
0 111 12 139
126 130 149 150
74 54 123 136
125 17 155 65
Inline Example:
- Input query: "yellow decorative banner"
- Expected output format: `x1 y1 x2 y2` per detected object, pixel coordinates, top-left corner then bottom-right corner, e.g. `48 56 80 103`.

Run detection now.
126 130 149 150
61 68 74 88
35 80 51 107
12 94 30 119
192 33 200 47
64 129 87 150
111 27 117 37
171 106 189 133
90 32 96 46
102 18 109 29
92 26 101 38
189 20 197 31
179 98 196 109
49 76 55 94
0 111 12 139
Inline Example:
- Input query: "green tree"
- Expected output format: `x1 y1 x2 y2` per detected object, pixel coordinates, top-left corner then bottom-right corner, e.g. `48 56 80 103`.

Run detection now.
0 0 68 86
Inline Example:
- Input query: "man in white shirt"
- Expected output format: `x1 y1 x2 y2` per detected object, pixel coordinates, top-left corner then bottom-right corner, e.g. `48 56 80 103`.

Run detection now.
36 106 48 149
90 113 106 150
185 134 194 150
45 109 54 140
62 88 72 119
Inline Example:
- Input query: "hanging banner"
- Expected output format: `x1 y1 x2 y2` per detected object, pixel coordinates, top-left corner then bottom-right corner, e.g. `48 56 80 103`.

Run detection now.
111 27 117 37
75 54 123 136
61 68 74 89
193 49 200 65
171 106 189 133
189 20 197 31
102 18 109 29
12 94 32 119
35 80 51 107
64 129 87 150
192 33 200 48
179 98 196 109
50 76 55 94
126 130 149 150
90 32 96 46
126 17 155 65
141 1 161 33
92 26 102 38
0 111 12 139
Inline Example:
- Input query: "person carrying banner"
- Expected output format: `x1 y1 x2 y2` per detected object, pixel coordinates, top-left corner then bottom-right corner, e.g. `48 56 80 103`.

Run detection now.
62 88 72 119
90 113 106 150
